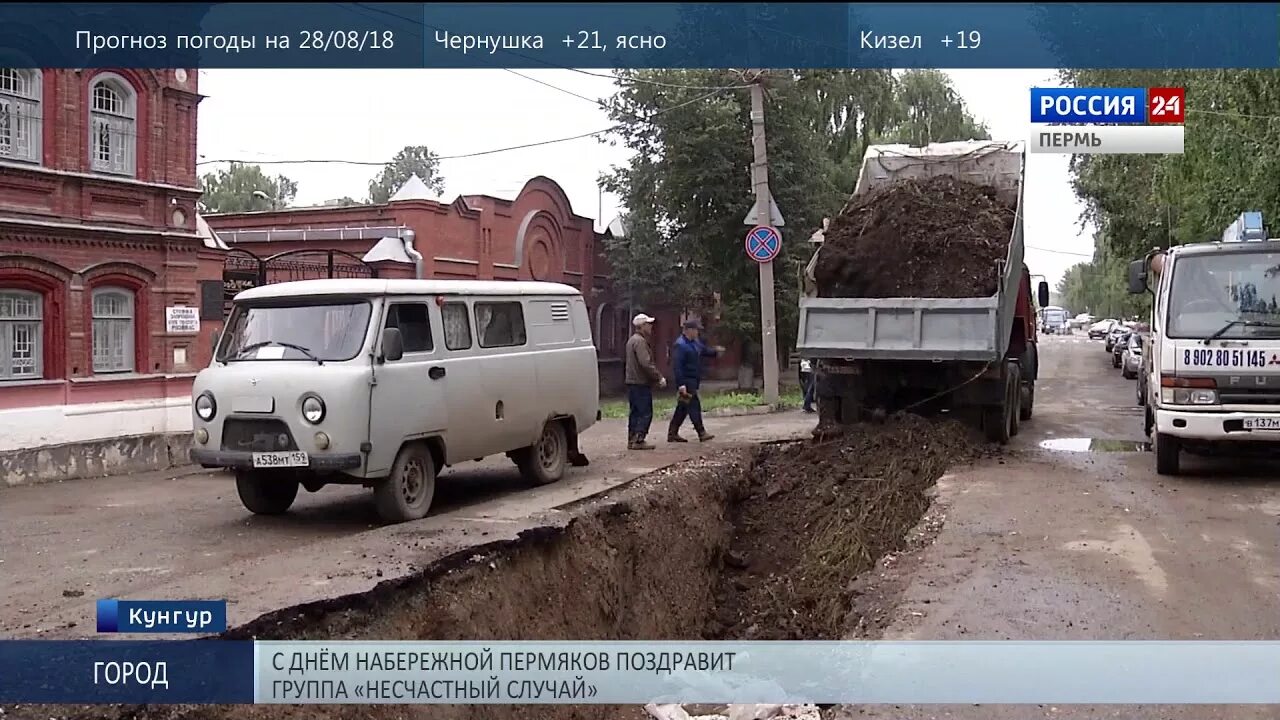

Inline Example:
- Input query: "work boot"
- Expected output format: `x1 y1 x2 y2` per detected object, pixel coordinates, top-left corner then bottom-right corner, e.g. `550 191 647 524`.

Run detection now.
629 434 655 450
697 430 715 442
667 432 688 443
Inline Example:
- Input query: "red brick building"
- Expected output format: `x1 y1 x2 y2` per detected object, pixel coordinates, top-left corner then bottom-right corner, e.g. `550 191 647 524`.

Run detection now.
0 67 224 484
204 175 736 392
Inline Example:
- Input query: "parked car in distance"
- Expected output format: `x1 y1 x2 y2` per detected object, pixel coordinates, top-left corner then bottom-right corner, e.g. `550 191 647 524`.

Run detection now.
1121 332 1143 379
1088 319 1115 340
1105 324 1129 352
1111 330 1131 368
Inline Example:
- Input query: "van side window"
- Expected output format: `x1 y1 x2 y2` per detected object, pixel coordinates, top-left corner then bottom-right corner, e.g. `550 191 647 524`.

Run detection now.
475 301 527 348
385 303 434 353
442 302 472 350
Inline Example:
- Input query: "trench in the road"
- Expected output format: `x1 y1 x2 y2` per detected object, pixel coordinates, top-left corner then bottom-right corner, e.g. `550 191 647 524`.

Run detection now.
31 415 981 720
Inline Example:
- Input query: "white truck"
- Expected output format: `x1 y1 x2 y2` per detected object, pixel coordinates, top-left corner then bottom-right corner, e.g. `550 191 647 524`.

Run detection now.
1129 211 1280 474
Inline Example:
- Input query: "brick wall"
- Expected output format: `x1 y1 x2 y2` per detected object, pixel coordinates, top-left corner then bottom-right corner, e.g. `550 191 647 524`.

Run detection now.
0 68 216 412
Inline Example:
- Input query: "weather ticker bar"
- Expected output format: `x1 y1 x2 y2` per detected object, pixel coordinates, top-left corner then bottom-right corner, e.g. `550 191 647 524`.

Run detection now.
0 3 1274 69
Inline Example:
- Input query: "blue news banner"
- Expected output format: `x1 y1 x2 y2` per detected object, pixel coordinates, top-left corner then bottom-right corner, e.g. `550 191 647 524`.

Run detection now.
5 640 1280 704
0 3 1274 69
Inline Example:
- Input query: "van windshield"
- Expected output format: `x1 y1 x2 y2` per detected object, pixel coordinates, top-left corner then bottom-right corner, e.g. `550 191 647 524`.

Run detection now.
218 300 371 362
1167 250 1280 339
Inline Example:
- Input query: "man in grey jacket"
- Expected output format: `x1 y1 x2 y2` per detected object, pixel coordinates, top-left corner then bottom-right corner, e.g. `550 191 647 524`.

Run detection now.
624 313 666 450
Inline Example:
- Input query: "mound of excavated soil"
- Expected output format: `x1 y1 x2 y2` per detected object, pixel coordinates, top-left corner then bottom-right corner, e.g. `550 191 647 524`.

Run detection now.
14 419 985 720
814 175 1016 299
708 414 978 640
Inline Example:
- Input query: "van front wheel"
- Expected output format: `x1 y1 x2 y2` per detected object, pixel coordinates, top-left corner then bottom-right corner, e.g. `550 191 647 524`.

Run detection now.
514 421 568 485
235 471 299 515
374 444 436 523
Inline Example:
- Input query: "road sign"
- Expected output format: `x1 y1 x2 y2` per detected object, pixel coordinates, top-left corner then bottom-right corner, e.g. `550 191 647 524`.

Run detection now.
745 225 782 263
743 191 785 226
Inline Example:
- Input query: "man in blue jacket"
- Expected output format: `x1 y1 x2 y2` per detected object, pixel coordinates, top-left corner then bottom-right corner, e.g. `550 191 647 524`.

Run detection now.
668 319 724 443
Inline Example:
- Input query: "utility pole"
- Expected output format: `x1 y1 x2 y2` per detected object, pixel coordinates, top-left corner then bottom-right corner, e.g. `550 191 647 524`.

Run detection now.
749 71 780 404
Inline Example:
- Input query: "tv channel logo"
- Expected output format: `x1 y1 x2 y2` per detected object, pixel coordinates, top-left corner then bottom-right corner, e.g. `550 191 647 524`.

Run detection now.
1031 88 1146 124
97 599 227 633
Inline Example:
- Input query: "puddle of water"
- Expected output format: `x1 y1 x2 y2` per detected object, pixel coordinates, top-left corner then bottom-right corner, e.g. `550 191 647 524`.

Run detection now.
1039 437 1151 453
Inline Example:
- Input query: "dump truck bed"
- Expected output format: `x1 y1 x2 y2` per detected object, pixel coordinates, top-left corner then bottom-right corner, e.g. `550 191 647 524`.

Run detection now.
797 140 1026 362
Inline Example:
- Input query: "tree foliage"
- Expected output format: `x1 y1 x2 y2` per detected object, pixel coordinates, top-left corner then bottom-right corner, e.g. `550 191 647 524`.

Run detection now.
368 145 446 203
198 162 298 213
602 69 985 367
1058 69 1280 318
882 70 991 146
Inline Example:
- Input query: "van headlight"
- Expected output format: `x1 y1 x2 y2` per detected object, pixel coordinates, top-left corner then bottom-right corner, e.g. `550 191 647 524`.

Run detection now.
195 392 217 421
301 395 326 424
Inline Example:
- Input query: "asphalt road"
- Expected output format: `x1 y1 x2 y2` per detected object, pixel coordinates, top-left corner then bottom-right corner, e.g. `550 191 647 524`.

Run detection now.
0 407 816 638
840 332 1280 719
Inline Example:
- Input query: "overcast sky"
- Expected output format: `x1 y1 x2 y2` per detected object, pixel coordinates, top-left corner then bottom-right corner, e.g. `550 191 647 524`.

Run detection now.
196 69 1095 285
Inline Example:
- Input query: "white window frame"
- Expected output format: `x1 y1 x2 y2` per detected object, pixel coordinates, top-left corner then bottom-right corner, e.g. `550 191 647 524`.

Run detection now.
0 68 42 164
0 289 43 381
91 286 135 373
88 73 137 177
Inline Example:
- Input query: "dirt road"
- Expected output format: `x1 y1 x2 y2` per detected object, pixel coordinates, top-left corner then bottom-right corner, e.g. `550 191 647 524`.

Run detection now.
6 334 1280 718
0 410 815 638
837 332 1280 719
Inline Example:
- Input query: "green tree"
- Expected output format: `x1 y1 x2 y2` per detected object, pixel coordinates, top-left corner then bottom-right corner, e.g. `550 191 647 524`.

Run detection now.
602 70 850 377
198 162 297 213
1055 69 1280 319
882 70 990 146
368 145 446 203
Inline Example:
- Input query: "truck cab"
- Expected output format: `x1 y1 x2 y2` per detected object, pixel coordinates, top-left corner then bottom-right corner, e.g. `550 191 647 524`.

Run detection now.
1129 211 1280 474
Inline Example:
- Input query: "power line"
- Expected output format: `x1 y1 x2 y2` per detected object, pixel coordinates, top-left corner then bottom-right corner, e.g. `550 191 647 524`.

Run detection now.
1026 244 1094 258
563 67 754 91
195 86 734 167
502 69 609 108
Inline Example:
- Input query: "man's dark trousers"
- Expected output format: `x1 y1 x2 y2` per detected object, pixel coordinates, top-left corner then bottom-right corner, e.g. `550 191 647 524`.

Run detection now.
670 391 705 435
627 384 654 438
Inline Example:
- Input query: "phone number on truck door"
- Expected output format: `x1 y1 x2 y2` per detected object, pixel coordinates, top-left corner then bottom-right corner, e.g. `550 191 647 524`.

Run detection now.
1183 348 1272 368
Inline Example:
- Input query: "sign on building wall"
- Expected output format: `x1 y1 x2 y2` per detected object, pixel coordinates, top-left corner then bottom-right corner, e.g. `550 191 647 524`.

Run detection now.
166 306 201 334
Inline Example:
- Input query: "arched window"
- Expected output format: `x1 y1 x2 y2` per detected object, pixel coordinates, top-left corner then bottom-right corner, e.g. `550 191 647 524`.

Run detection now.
0 69 41 164
0 289 42 380
92 287 134 373
89 74 136 176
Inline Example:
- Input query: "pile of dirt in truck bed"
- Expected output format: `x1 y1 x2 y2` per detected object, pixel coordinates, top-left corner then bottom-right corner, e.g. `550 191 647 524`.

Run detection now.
707 413 978 640
814 175 1016 298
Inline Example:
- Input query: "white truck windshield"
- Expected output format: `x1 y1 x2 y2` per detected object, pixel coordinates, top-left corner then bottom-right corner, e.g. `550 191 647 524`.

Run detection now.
1167 250 1280 339
218 300 372 362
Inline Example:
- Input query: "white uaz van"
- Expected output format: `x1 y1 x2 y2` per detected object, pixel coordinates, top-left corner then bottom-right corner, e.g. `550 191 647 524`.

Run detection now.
190 279 599 523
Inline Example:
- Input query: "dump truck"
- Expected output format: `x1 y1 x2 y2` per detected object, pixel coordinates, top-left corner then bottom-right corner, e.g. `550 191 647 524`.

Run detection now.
797 140 1049 443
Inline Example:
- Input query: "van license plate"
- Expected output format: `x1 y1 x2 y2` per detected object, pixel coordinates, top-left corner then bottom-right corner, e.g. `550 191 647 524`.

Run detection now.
252 451 309 468
1242 418 1280 431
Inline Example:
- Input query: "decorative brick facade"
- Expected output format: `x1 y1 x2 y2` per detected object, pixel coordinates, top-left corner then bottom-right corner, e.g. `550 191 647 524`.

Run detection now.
206 176 651 392
206 175 745 393
0 67 222 484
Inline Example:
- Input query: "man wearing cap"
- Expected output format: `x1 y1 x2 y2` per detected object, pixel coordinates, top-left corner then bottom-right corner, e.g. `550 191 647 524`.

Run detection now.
624 313 666 450
667 319 725 443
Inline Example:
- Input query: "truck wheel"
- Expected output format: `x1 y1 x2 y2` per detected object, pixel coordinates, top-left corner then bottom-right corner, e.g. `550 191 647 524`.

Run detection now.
1019 383 1034 421
235 471 299 515
1154 432 1181 475
374 443 436 523
983 403 1011 444
513 421 568 486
